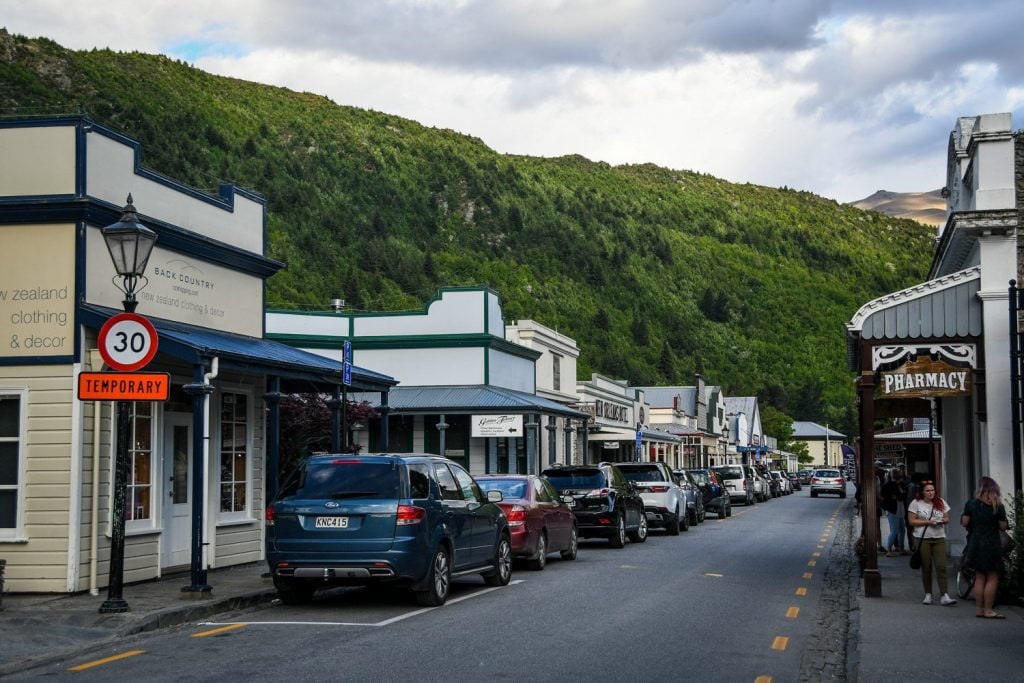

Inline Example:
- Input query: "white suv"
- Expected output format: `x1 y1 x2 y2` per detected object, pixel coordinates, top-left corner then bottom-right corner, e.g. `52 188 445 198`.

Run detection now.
616 462 689 535
713 465 754 506
810 468 846 498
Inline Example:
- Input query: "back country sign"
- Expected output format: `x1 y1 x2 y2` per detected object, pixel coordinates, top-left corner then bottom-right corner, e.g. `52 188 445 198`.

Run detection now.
877 356 971 399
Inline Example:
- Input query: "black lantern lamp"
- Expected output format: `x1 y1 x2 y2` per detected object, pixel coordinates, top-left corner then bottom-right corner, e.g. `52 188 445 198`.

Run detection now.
102 194 157 313
98 195 157 614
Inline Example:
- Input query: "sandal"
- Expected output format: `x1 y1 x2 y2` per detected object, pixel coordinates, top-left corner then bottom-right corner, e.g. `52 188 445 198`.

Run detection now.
982 613 1006 619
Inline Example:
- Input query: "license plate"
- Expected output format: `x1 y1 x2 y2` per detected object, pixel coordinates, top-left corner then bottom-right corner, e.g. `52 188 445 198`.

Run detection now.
315 516 349 529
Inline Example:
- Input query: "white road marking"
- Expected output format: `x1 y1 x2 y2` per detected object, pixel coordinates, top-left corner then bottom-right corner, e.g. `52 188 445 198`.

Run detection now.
200 580 525 628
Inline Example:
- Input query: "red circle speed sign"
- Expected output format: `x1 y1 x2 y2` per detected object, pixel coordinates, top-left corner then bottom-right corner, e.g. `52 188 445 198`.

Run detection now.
98 313 159 371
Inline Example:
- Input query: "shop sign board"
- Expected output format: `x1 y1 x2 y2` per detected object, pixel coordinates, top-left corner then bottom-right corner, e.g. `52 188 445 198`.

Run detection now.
78 372 170 401
471 414 523 438
877 356 971 399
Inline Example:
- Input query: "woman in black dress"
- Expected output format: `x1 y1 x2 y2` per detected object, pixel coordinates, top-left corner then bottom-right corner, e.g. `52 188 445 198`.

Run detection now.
960 476 1009 618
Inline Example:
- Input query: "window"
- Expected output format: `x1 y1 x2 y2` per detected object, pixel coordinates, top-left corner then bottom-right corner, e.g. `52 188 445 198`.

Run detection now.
219 392 249 516
0 390 26 539
552 354 562 391
408 464 431 499
126 402 154 525
432 463 462 501
449 464 483 503
547 416 557 466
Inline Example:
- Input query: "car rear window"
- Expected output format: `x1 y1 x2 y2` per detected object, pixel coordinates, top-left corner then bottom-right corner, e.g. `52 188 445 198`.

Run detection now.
617 465 666 482
543 469 605 489
688 470 709 485
814 470 841 478
283 459 401 500
480 479 529 500
714 466 745 479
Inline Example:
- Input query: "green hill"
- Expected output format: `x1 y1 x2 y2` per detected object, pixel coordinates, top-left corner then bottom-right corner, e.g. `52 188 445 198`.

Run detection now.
0 28 935 434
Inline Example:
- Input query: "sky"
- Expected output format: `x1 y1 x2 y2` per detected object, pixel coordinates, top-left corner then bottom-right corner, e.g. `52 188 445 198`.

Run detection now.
3 0 1023 202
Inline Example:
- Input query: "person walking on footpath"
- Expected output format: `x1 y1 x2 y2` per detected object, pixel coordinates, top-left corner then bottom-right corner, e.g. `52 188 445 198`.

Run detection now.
881 470 908 556
908 480 957 606
960 476 1010 619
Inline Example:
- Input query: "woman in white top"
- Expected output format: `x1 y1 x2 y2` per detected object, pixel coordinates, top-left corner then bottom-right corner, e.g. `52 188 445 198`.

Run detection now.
908 480 956 606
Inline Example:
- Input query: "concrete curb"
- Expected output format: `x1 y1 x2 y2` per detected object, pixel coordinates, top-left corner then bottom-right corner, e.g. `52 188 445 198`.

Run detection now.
0 588 277 677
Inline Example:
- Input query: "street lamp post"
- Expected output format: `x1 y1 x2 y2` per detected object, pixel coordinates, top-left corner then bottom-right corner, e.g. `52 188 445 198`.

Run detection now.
99 195 157 614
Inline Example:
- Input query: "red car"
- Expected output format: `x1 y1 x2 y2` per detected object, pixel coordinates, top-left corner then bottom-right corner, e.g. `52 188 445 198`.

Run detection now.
476 475 578 570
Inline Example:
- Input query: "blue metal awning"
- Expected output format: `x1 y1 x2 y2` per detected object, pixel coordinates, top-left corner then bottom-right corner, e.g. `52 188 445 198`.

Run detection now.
351 385 586 419
80 304 395 391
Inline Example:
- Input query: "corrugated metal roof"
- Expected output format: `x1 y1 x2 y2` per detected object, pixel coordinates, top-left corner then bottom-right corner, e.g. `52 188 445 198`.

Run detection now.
81 304 395 390
792 421 847 439
847 267 982 340
361 385 587 418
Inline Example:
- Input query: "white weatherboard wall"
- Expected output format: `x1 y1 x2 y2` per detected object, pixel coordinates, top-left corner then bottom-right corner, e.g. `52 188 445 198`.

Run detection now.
359 347 486 386
487 350 535 393
85 131 264 254
354 290 501 337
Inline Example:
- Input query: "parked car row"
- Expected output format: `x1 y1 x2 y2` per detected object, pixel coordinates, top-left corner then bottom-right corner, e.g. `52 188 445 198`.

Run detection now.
265 454 747 608
711 465 805 506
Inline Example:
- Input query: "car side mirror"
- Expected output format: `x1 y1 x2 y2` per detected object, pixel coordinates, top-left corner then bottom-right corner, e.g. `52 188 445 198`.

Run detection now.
486 490 503 503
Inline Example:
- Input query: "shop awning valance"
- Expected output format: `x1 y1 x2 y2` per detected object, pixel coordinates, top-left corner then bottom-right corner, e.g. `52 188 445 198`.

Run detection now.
350 384 587 419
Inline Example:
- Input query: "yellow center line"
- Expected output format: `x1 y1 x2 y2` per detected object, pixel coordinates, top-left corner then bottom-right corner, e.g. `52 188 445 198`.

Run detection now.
772 636 789 651
796 587 808 596
803 572 813 579
705 572 723 578
68 650 145 671
192 623 247 638
786 607 800 619
808 560 816 567
755 676 773 683
812 552 821 557
817 544 825 549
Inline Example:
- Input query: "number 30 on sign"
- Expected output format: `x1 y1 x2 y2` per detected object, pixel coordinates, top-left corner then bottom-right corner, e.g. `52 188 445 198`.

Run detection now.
98 313 159 372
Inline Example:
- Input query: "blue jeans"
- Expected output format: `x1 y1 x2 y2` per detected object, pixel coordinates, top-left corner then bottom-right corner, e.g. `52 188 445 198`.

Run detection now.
886 512 906 550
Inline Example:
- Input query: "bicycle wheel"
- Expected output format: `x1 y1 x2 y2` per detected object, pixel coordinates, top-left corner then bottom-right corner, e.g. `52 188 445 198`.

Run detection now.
956 565 975 600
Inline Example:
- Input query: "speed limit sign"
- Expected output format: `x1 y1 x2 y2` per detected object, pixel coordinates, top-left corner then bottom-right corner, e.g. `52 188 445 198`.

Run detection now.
98 313 159 371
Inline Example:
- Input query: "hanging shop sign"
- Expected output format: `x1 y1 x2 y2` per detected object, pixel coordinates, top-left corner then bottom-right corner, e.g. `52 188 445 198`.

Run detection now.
471 414 523 438
877 356 971 399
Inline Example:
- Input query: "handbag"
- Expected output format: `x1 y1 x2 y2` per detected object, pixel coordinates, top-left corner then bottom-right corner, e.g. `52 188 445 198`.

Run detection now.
910 525 926 569
1001 529 1016 554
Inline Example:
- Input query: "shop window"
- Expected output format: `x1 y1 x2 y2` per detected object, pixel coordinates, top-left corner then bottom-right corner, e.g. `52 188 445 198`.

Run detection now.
120 402 155 530
219 392 250 517
552 354 562 391
425 414 468 468
0 390 26 539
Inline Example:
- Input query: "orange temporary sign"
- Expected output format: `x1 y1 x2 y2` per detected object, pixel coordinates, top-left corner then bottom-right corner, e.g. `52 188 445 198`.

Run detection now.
78 372 170 401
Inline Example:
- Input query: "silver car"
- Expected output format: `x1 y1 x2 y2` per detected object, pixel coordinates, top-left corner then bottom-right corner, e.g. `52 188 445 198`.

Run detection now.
810 468 847 498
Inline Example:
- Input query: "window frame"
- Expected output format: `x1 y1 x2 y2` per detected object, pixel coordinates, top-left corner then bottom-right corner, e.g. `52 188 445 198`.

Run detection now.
216 387 254 524
0 388 28 541
107 400 159 536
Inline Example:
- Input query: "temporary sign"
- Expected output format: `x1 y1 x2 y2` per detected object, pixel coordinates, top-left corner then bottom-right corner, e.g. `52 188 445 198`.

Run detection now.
98 313 159 371
78 372 170 401
471 414 523 438
877 356 971 399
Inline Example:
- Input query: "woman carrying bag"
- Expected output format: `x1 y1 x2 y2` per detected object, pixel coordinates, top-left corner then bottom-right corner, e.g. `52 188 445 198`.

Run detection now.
908 480 957 606
960 476 1009 619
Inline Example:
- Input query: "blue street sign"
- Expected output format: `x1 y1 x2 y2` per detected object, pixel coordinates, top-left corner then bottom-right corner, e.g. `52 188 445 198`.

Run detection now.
344 340 352 363
635 431 642 449
343 361 352 386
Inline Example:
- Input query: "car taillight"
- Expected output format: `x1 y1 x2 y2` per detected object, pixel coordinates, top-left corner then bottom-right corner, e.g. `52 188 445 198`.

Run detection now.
586 488 612 498
265 505 275 526
396 505 426 525
505 505 526 527
650 485 670 493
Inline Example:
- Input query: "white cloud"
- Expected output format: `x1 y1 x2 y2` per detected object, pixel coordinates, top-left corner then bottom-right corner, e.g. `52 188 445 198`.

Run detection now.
3 0 1022 202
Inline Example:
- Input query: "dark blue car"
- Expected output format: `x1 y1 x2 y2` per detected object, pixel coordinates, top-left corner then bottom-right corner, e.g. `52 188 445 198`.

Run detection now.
266 454 512 606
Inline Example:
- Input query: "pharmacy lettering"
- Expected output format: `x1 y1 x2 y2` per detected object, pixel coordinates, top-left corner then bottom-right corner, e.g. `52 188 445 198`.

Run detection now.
877 357 971 399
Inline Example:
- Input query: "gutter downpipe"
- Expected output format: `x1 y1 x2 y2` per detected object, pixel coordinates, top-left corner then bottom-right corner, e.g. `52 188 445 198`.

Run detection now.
202 357 219 578
88 350 104 596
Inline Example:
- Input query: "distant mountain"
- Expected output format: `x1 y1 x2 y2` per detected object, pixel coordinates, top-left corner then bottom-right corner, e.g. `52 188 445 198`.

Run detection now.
850 189 946 228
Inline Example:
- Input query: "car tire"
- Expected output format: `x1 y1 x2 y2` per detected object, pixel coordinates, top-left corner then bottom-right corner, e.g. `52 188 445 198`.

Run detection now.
718 503 727 519
274 577 314 606
725 502 732 518
688 506 698 527
680 506 690 532
484 535 513 586
840 491 847 498
527 532 548 571
628 511 648 543
666 508 681 536
698 507 706 523
560 525 579 561
609 513 627 548
811 491 818 498
415 545 452 606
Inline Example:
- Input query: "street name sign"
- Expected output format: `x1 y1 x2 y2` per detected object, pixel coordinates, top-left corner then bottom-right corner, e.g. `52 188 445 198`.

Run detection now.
98 313 159 371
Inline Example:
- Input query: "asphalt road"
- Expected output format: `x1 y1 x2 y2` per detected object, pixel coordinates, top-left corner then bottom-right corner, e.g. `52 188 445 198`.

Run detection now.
22 485 851 682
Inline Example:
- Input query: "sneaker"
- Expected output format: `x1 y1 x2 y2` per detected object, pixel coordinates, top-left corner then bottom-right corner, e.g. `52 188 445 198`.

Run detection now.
941 594 957 606
922 593 933 605
886 550 897 557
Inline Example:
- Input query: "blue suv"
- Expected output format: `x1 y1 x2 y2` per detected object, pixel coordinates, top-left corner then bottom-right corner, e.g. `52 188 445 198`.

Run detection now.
266 454 512 606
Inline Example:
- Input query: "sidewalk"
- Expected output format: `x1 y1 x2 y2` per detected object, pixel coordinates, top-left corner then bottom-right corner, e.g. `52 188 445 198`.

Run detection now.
0 563 276 676
850 526 1024 681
